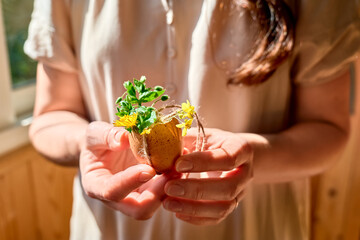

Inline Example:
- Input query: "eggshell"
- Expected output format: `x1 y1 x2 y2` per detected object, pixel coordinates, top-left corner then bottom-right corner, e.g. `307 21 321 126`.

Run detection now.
129 118 183 173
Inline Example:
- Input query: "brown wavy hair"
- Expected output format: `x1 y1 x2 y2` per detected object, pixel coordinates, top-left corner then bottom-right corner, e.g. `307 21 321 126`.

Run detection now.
210 0 295 85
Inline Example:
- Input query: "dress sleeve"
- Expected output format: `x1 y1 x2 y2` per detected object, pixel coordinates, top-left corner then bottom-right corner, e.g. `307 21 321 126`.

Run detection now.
24 0 77 73
290 0 360 86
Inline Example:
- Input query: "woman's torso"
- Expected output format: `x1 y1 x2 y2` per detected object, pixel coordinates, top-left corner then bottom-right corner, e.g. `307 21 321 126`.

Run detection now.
68 1 308 239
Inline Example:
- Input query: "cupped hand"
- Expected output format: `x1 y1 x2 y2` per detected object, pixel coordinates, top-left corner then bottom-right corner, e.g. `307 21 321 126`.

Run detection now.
80 121 167 220
163 128 253 225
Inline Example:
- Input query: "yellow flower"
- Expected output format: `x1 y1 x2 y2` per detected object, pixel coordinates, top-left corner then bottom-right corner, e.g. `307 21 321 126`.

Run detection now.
140 128 152 135
114 113 138 128
176 118 193 136
181 100 195 118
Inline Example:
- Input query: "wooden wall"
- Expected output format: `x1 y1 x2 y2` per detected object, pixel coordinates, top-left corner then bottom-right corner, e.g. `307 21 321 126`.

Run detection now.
0 145 76 240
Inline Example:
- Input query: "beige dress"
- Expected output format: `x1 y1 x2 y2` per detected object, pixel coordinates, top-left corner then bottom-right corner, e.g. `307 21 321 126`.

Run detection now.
25 0 360 239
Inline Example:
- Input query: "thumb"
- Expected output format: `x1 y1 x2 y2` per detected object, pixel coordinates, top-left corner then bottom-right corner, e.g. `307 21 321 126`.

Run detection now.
84 164 156 202
86 121 129 150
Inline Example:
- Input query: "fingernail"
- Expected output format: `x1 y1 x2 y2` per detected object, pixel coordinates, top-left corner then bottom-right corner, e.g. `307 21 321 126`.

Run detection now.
167 184 185 196
139 172 154 182
165 200 183 212
176 160 193 172
115 131 123 143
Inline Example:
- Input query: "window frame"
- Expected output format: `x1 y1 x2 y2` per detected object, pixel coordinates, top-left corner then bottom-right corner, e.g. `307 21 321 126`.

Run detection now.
0 0 35 157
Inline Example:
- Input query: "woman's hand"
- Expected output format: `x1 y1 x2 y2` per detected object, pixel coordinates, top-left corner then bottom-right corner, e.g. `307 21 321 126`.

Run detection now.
162 128 253 225
80 121 168 220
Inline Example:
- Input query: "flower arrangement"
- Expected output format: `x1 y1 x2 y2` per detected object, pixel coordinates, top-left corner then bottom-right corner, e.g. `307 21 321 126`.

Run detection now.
114 76 205 173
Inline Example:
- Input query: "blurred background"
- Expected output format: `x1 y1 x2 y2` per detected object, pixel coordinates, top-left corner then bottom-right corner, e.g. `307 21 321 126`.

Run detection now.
0 0 359 240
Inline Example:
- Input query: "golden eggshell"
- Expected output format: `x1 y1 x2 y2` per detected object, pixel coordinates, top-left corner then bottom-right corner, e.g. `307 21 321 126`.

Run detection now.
129 118 183 173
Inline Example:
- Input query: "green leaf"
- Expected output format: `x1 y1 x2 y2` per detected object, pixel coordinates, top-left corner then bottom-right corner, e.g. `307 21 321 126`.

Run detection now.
123 81 131 90
116 110 128 117
135 106 148 115
139 91 157 103
115 97 122 104
154 86 163 91
133 78 145 94
120 100 133 113
138 111 157 133
146 107 155 112
120 100 127 108
161 95 169 101
123 81 136 97
125 95 139 104
139 90 165 103
145 111 157 125
155 89 165 96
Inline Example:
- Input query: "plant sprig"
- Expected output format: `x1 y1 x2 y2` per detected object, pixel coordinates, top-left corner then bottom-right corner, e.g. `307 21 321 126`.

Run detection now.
114 76 169 134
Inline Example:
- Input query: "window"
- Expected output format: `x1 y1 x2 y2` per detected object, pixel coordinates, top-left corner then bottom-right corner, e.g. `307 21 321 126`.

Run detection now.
0 0 35 156
2 0 36 88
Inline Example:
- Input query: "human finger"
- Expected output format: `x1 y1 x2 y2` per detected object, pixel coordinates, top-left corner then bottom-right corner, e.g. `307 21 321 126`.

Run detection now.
86 121 129 151
175 141 253 172
234 189 247 208
171 188 247 225
82 163 156 202
104 174 169 220
175 213 225 226
163 197 235 219
165 165 251 201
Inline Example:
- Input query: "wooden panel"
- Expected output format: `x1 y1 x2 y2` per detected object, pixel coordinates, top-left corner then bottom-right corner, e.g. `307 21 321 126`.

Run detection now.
0 146 39 240
31 151 76 240
311 121 360 240
340 63 360 240
0 145 76 240
341 140 360 240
